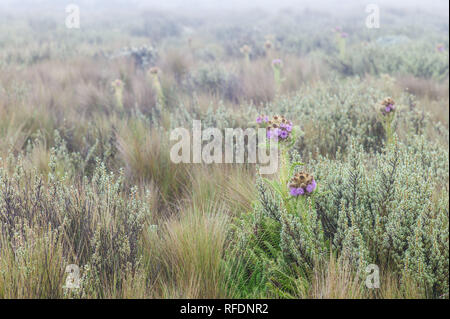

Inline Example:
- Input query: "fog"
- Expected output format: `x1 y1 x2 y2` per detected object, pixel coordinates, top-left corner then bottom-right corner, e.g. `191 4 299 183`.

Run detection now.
1 0 448 16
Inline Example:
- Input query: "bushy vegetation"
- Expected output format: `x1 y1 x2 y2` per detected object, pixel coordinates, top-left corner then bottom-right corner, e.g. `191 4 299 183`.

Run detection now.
0 1 448 299
230 136 448 298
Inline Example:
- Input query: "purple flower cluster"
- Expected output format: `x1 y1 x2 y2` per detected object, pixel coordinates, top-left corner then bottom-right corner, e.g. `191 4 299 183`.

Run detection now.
256 115 269 124
380 97 396 116
289 187 304 196
272 59 283 68
384 104 395 113
437 44 445 52
332 26 342 33
111 79 124 89
331 27 348 38
288 172 317 197
265 115 293 141
266 124 292 140
306 180 317 193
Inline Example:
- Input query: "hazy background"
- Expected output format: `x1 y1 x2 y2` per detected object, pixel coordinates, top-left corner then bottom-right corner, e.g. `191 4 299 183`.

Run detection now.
1 0 448 17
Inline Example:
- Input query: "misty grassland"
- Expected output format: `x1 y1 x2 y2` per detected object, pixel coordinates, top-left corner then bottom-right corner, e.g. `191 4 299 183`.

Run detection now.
0 1 448 298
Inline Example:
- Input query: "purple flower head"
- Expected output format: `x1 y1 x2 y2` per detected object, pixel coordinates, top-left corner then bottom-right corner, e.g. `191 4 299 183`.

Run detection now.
280 121 292 132
289 172 315 196
112 79 124 89
380 97 395 115
272 59 283 68
289 187 304 197
340 32 349 39
265 115 293 142
257 115 270 124
267 128 279 141
306 180 317 193
289 187 298 196
437 44 445 52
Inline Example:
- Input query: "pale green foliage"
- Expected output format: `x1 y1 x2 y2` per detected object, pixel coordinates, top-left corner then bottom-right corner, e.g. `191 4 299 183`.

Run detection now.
232 132 448 298
186 64 242 101
328 41 449 80
261 78 446 158
312 137 449 297
0 154 150 298
228 175 325 298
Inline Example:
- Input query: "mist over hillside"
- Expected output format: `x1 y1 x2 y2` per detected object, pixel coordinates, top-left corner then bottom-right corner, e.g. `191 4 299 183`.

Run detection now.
1 0 448 16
